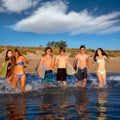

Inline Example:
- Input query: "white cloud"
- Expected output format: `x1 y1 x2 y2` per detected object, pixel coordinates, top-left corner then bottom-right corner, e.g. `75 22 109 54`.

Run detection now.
11 1 120 35
1 0 39 13
97 26 120 34
0 7 5 12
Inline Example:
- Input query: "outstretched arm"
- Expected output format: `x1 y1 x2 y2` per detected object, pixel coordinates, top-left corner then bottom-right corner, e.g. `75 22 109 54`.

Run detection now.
37 57 44 76
22 56 29 64
86 56 90 72
55 56 58 69
51 57 55 71
73 55 77 69
105 56 110 63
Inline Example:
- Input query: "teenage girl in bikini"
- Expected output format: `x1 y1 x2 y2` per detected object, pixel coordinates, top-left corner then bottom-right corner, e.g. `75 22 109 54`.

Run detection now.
93 48 110 87
12 49 29 92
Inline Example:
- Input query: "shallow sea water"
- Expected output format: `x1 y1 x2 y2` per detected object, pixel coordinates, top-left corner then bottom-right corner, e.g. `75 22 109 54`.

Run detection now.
0 73 120 120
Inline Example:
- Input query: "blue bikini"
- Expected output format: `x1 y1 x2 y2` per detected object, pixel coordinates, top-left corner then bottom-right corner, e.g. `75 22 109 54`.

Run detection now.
15 61 25 79
15 74 25 79
17 61 24 65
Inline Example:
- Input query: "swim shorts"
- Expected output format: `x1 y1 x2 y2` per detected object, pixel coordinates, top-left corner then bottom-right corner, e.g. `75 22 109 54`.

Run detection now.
57 68 66 81
77 67 87 81
44 70 53 82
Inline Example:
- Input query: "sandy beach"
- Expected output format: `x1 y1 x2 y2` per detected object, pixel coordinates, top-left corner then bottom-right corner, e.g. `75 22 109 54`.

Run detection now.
0 50 120 73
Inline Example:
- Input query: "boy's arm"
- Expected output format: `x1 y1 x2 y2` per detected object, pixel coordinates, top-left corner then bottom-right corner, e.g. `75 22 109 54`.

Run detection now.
55 56 57 65
37 57 44 76
51 57 55 71
55 56 58 69
66 56 69 67
86 56 90 72
66 56 68 63
73 55 77 68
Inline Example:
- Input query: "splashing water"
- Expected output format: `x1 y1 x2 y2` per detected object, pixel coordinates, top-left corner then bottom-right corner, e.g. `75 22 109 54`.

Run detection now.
0 73 120 94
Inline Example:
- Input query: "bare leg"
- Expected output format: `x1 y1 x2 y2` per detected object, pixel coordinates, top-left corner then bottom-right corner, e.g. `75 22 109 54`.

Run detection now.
97 72 103 87
57 81 60 84
12 75 19 90
20 75 26 92
81 78 87 87
63 81 67 87
102 72 106 86
6 74 14 85
76 80 80 87
6 77 12 85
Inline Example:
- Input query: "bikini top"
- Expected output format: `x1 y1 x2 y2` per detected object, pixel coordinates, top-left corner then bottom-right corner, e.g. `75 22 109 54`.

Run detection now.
17 61 24 66
96 58 105 63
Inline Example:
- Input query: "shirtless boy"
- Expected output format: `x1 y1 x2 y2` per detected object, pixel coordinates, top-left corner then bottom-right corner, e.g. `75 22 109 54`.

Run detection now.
55 47 68 86
73 45 90 87
37 47 55 82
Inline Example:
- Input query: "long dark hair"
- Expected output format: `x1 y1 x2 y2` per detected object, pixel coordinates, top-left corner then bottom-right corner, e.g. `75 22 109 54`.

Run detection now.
5 49 13 61
94 48 108 61
14 48 22 56
5 49 15 64
14 49 22 64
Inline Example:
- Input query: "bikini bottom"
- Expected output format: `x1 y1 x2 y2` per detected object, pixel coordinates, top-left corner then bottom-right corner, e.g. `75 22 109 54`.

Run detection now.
97 70 106 75
15 74 25 79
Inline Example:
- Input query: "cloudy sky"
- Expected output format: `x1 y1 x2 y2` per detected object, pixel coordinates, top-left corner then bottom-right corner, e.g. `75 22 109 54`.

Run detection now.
0 0 120 50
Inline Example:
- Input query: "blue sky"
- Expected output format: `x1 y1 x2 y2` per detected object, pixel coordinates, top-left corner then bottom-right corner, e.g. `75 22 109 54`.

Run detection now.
0 0 120 50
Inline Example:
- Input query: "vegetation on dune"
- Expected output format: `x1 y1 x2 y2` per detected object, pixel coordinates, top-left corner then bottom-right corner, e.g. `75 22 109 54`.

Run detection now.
0 45 120 57
106 50 120 57
47 40 67 48
0 46 4 53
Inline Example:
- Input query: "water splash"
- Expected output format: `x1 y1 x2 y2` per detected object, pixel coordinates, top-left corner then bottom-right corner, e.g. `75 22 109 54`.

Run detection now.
0 73 120 94
107 74 120 81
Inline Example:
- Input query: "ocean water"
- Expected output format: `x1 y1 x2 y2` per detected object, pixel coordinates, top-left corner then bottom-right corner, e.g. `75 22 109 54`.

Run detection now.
0 73 120 120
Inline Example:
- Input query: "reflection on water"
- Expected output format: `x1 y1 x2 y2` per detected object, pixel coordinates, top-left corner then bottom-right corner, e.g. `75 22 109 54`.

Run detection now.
96 90 108 120
36 90 57 120
0 87 120 120
34 88 90 120
0 73 120 120
0 97 26 120
0 88 90 120
75 89 90 120
4 96 26 120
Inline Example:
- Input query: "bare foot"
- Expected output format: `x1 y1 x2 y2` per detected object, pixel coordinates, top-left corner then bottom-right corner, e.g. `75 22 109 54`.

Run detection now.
63 81 67 87
76 81 80 87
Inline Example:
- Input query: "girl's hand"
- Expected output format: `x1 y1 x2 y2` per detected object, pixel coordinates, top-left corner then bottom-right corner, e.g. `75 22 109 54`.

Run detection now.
92 61 96 66
105 56 110 63
7 66 11 70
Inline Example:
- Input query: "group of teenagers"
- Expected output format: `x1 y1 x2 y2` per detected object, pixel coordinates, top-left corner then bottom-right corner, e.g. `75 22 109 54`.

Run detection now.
0 45 110 92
